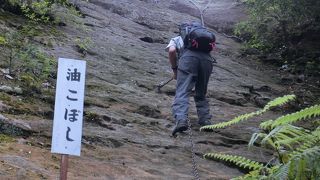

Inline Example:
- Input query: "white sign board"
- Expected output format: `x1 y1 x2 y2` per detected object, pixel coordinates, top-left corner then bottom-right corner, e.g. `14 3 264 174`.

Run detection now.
51 58 86 156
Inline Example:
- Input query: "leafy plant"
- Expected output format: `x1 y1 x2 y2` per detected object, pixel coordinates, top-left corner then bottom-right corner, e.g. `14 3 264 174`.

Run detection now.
2 29 57 94
21 1 52 23
3 0 82 24
1 31 24 75
204 153 264 170
235 0 320 75
201 94 320 179
0 134 16 143
75 37 93 55
17 45 56 93
260 105 320 129
200 94 295 130
0 36 7 45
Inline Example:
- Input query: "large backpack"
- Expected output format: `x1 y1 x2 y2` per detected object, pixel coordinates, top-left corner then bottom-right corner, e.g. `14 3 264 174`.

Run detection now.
179 22 216 53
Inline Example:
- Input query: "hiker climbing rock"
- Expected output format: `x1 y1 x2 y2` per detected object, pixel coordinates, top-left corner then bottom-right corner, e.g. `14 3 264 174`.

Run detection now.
166 22 216 136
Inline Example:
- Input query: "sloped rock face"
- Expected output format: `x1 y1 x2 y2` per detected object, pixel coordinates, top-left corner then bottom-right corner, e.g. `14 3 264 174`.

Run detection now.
0 0 289 179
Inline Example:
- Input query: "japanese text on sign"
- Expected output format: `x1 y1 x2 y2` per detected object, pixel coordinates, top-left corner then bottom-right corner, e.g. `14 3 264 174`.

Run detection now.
51 58 86 156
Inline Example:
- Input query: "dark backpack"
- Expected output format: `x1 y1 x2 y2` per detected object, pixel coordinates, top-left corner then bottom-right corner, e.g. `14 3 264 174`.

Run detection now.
179 22 216 52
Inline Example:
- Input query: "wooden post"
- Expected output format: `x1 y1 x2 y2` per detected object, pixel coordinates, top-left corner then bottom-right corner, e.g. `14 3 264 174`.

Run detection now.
60 154 69 180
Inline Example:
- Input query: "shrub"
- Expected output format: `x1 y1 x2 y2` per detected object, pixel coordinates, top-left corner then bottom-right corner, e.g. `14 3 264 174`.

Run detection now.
201 95 320 179
235 0 320 75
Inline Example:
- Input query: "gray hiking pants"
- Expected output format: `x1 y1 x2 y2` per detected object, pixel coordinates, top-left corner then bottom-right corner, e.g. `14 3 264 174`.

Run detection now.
172 50 213 123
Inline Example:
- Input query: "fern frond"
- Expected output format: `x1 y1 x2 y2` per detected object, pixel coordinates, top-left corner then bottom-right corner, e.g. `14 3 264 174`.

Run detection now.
200 112 256 130
249 146 320 179
297 158 307 180
260 120 274 130
201 94 319 179
291 139 320 157
204 153 264 170
261 125 309 148
270 164 289 180
301 146 320 158
275 127 318 150
261 94 296 112
269 105 320 128
200 95 296 131
291 145 320 160
232 166 278 180
248 132 266 148
276 136 307 150
231 169 261 180
288 146 320 179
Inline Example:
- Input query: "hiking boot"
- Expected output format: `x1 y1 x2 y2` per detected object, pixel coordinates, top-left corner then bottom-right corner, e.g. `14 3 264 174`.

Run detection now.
198 119 212 126
172 119 188 136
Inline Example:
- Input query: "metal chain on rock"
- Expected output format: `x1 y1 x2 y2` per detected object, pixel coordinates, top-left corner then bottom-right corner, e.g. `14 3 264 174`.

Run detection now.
187 118 200 180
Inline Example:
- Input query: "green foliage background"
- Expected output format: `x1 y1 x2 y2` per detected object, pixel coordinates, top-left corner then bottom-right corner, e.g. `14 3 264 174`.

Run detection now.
0 0 86 95
235 0 320 76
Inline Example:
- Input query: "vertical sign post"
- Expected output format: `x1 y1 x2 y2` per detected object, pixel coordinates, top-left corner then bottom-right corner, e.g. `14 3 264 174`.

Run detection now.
51 58 86 180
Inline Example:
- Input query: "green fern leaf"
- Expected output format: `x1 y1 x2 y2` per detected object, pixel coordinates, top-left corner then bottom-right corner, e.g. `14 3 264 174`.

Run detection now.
261 125 309 148
288 146 320 178
288 160 296 179
261 94 296 113
288 128 320 155
204 153 264 170
200 95 296 131
275 136 306 150
270 164 289 180
200 112 256 130
297 157 307 179
259 119 274 130
232 169 267 180
294 139 319 155
270 105 320 128
291 146 320 160
248 132 266 148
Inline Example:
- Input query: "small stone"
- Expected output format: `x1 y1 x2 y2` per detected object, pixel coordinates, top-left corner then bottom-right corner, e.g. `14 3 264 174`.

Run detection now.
0 101 9 112
0 86 22 94
4 74 14 80
0 68 9 74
